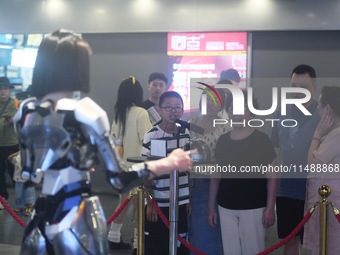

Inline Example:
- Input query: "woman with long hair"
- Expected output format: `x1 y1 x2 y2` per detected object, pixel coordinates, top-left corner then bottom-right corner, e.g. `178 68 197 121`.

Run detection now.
111 76 152 161
108 76 152 251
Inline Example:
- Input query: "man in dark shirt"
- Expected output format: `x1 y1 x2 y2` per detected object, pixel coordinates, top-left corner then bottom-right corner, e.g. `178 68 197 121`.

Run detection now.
141 72 167 110
141 72 168 125
220 68 241 87
271 64 319 255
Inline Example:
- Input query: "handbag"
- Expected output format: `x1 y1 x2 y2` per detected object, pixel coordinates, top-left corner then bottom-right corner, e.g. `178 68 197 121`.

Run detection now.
8 151 25 182
111 124 124 159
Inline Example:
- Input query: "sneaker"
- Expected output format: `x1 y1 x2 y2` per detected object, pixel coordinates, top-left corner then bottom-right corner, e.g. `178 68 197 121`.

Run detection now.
0 199 8 210
108 239 132 250
24 206 32 216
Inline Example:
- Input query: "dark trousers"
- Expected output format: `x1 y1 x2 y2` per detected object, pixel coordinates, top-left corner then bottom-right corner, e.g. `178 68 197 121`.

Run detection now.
0 144 19 200
144 204 189 255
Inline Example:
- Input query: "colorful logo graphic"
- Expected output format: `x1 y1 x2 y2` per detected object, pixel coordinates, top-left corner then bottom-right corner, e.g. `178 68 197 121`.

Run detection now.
195 82 312 128
196 82 223 107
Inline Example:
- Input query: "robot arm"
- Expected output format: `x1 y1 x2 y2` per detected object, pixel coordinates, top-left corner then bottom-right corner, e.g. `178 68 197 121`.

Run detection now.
74 97 151 193
14 97 152 191
13 97 44 183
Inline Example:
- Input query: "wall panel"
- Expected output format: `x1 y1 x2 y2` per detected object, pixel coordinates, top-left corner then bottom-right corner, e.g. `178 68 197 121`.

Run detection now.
1 0 340 33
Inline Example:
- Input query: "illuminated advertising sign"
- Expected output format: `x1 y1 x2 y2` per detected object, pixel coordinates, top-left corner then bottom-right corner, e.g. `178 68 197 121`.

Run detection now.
167 32 247 111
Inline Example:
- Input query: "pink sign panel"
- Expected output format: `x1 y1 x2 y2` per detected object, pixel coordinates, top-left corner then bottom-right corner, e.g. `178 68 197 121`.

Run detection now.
167 32 247 55
167 32 248 111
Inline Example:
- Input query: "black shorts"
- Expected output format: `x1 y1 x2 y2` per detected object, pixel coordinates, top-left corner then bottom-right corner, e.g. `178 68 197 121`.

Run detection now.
276 197 305 243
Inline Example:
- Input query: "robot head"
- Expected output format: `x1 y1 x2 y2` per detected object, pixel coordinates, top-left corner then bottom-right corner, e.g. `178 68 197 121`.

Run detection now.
30 29 92 98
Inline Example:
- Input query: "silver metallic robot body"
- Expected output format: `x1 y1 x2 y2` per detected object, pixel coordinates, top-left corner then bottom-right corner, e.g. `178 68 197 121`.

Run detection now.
14 97 150 255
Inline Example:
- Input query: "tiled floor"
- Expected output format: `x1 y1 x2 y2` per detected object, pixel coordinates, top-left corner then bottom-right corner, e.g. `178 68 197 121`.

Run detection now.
0 186 311 255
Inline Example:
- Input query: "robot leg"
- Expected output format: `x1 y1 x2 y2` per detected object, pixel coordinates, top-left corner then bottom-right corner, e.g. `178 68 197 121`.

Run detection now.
52 196 109 255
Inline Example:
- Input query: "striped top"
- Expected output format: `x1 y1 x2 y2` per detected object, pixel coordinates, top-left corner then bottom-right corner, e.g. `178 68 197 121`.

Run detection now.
142 125 190 207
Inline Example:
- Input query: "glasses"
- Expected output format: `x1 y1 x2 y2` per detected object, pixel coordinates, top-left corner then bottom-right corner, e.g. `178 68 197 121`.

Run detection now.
161 106 183 112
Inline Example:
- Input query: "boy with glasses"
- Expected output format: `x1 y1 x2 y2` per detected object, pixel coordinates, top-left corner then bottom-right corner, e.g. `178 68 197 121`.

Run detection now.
142 91 190 255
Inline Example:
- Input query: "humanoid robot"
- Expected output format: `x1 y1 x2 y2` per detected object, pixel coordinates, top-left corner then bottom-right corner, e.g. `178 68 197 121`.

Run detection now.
13 30 190 255
14 96 152 255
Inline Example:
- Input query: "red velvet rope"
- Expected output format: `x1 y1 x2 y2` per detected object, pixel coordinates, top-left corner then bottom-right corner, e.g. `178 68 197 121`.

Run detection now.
106 196 131 225
257 210 313 255
335 213 340 224
330 203 340 225
0 193 131 228
150 198 208 255
0 195 26 227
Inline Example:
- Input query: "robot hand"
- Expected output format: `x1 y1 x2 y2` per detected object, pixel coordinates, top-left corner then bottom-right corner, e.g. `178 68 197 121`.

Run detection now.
21 169 43 184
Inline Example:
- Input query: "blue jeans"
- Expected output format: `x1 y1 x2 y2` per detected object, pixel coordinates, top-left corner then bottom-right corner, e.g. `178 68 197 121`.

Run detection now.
15 182 36 209
188 178 223 255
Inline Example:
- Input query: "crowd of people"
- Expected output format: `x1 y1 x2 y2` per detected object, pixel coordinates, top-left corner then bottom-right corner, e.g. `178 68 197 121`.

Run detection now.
0 30 191 255
0 29 340 255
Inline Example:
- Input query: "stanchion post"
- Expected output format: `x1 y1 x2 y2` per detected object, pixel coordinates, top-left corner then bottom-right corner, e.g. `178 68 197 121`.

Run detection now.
169 170 179 255
319 185 331 255
136 187 145 255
